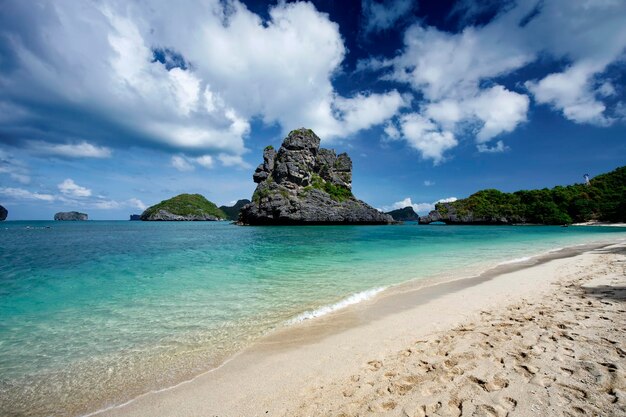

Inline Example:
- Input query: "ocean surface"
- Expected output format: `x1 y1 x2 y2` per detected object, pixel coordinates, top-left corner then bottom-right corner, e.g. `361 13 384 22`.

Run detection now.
1 221 625 416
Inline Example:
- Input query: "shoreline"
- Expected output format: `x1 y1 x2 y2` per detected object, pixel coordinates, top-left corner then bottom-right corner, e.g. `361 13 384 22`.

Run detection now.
91 238 626 417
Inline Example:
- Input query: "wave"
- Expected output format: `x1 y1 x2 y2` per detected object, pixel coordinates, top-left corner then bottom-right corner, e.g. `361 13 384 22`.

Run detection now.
287 287 387 324
497 256 532 266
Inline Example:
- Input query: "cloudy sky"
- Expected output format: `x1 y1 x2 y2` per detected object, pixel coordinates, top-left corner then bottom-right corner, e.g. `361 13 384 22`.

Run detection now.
1 0 625 219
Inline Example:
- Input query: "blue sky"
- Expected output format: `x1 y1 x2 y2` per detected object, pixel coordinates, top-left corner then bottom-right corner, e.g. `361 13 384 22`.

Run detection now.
0 0 625 220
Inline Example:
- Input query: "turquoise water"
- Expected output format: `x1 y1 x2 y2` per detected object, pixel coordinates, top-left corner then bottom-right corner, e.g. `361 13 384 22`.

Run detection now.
1 221 625 416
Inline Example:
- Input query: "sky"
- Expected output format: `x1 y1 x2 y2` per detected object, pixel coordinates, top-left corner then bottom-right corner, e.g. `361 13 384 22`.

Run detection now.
0 0 625 220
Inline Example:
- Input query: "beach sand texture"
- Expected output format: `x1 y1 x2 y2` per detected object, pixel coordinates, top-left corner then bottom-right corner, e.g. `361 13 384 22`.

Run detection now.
97 243 626 417
288 245 626 417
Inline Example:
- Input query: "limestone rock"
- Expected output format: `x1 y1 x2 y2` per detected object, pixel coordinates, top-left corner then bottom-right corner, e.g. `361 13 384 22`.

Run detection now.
54 211 88 221
386 206 419 222
240 128 393 225
140 194 226 221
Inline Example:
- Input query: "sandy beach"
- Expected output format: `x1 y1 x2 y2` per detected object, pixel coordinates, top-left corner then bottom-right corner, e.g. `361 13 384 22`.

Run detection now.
94 241 626 417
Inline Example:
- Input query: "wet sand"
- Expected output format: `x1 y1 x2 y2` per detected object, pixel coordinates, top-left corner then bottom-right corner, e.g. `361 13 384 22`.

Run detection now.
94 241 626 417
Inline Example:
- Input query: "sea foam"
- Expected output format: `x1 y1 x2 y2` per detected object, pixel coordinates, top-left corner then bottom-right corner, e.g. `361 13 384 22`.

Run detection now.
288 287 387 324
497 256 533 266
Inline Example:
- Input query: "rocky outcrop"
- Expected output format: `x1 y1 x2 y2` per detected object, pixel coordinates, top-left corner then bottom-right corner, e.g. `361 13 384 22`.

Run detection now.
239 128 394 225
140 194 227 221
129 214 141 221
419 202 525 225
219 199 251 221
54 211 88 221
386 206 419 222
0 205 7 221
142 210 222 221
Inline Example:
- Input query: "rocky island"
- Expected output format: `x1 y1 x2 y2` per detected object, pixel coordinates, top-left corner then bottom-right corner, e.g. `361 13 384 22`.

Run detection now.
140 194 227 221
219 199 251 221
239 128 393 225
419 166 626 225
54 211 88 221
386 206 419 222
0 205 7 221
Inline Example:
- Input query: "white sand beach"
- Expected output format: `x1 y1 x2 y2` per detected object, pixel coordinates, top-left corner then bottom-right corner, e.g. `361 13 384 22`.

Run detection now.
95 241 626 417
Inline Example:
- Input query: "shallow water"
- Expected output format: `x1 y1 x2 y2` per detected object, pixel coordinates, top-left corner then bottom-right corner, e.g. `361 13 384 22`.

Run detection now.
1 221 625 416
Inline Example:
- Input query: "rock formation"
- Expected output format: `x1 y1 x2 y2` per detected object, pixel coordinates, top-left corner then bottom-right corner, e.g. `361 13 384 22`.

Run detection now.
129 214 141 221
219 199 251 221
239 128 393 225
386 206 419 222
418 202 525 225
0 205 7 221
54 211 88 221
140 194 227 221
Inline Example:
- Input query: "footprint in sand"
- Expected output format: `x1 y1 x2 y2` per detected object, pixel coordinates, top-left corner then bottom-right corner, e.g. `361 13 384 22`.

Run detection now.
468 374 509 392
367 360 383 371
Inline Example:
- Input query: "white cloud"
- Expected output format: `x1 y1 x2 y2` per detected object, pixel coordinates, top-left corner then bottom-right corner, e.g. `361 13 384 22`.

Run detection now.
195 155 214 169
127 198 146 211
27 141 112 158
0 150 31 184
318 91 409 139
469 86 529 143
381 196 458 214
525 63 611 126
218 154 252 169
367 0 626 161
387 114 458 164
0 0 403 162
171 155 195 172
597 82 616 98
423 180 434 186
361 0 415 34
92 199 121 210
477 140 508 153
0 187 55 202
58 179 92 197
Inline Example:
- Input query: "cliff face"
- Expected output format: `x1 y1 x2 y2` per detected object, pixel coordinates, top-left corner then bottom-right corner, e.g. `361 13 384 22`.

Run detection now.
386 206 419 222
0 205 7 221
140 194 226 221
54 211 88 221
239 128 393 225
219 199 251 221
418 202 526 225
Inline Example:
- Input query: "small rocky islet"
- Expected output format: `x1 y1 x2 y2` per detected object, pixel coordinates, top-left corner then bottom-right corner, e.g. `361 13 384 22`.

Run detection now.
0 205 7 221
140 194 227 221
386 206 419 222
54 211 88 221
219 199 251 221
238 128 393 225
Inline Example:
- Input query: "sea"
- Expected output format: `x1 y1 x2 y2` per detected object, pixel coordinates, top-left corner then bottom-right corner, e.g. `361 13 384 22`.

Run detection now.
1 221 625 416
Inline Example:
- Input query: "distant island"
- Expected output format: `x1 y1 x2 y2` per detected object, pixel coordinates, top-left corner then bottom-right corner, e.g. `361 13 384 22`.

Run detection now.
239 128 393 225
420 166 626 225
386 206 419 222
54 211 88 221
140 194 227 221
129 214 141 221
219 199 251 221
0 205 7 221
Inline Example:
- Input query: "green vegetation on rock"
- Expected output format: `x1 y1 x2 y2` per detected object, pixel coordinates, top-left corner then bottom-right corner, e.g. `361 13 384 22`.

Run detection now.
218 199 251 221
142 194 227 219
309 173 353 201
435 166 626 224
